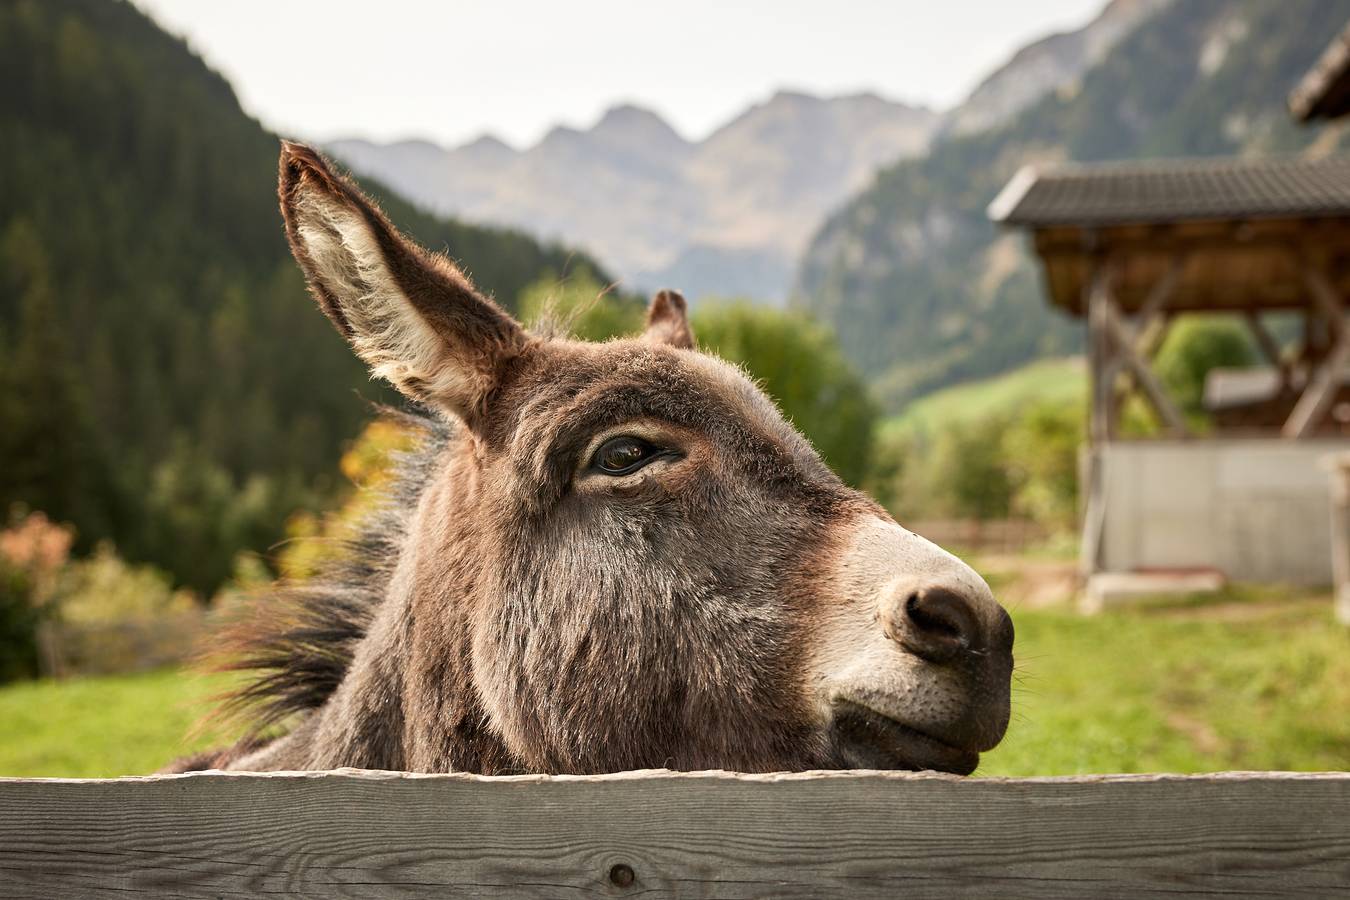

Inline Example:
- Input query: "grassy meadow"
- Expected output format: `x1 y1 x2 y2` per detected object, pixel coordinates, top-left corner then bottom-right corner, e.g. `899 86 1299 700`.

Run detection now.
883 357 1086 439
1 578 1345 778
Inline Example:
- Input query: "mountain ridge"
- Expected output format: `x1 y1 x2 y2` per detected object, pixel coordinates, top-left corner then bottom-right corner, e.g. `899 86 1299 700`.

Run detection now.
328 90 941 305
324 2 1168 309
792 0 1350 410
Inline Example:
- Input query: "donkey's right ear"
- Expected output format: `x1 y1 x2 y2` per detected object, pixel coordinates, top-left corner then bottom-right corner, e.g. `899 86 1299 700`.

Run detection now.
278 140 526 426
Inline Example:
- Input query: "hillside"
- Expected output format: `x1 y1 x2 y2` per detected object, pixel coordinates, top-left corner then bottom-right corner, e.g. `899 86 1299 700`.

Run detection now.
330 92 939 305
0 0 616 590
794 0 1350 409
884 358 1086 440
941 0 1170 139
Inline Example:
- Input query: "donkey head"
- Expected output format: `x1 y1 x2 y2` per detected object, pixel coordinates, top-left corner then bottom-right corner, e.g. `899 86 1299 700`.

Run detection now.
278 142 1013 775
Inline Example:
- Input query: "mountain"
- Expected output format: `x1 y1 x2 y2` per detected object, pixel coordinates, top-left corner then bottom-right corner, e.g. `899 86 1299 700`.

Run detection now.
793 0 1350 409
0 0 616 590
942 0 1172 138
329 92 940 305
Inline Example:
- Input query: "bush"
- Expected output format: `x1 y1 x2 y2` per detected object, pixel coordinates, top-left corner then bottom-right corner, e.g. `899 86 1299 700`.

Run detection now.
41 545 203 675
0 511 72 682
932 417 1016 521
872 396 1085 532
54 545 197 626
1003 399 1084 529
1154 317 1259 418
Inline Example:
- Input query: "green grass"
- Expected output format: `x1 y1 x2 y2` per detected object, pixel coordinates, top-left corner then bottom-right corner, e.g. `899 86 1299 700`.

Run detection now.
980 599 1350 775
0 668 236 777
0 598 1346 777
884 357 1086 438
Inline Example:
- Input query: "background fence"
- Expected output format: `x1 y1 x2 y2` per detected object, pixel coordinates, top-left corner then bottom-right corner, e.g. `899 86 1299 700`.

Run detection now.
1 769 1346 898
907 518 1049 554
35 611 207 677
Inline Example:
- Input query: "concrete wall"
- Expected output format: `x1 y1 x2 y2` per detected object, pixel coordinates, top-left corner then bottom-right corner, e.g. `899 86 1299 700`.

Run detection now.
1095 439 1346 584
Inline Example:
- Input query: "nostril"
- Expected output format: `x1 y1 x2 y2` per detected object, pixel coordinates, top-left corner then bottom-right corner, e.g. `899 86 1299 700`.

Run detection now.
900 587 982 663
905 593 963 641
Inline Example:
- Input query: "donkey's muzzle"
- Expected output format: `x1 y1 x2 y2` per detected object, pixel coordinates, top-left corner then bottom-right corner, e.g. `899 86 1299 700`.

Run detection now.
824 517 1015 774
885 584 1015 665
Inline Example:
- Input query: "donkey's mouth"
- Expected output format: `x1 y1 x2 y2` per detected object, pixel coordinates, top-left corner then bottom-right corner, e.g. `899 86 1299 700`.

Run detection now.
829 700 980 775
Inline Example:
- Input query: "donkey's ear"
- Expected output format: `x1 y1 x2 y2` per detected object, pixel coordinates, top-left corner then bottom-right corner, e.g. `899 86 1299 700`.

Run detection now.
643 289 695 350
278 140 526 425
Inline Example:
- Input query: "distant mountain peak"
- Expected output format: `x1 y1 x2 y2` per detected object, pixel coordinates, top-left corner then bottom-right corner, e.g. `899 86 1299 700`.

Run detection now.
768 88 821 105
461 133 515 153
592 103 690 148
328 89 943 304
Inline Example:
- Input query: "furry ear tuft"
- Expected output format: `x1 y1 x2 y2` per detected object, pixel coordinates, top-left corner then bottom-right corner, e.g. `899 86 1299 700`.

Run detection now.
643 289 695 350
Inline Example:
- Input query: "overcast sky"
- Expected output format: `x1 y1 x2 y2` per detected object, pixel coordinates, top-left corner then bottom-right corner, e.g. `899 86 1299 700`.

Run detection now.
130 0 1103 148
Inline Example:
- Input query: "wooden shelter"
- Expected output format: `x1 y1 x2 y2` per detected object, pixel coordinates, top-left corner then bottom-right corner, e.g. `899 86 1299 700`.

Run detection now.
989 155 1350 603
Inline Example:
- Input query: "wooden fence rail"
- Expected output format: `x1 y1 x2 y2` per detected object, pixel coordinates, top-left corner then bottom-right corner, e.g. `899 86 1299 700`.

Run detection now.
1 769 1347 898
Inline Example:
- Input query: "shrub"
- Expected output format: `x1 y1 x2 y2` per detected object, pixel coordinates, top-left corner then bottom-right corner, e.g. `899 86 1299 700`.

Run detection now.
1154 317 1260 418
1003 399 1084 529
0 510 73 682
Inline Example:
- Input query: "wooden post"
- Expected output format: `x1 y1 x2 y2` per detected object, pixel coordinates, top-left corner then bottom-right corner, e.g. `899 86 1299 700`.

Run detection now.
1086 263 1115 444
1081 261 1112 594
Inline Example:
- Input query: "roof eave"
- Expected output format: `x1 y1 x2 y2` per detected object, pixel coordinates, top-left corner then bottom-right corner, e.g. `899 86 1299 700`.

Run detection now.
986 164 1040 224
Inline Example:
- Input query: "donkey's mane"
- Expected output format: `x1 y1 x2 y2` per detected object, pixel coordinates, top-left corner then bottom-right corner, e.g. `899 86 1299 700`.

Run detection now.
216 405 452 739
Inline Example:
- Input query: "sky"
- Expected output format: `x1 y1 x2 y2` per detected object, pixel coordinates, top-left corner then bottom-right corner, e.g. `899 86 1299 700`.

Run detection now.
130 0 1104 149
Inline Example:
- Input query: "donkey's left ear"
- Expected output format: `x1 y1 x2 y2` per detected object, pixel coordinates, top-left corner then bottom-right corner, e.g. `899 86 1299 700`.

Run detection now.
643 289 695 349
278 140 527 427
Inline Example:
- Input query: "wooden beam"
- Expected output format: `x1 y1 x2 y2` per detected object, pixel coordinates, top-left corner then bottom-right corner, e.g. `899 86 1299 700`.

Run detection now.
1305 265 1347 343
1245 310 1287 367
1 770 1348 899
1140 312 1173 361
1135 256 1184 333
1284 337 1350 438
1244 310 1293 391
1286 265 1349 437
1111 258 1183 417
1101 298 1189 437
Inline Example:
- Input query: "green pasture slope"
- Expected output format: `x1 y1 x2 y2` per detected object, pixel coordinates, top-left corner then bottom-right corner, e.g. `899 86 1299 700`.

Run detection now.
883 357 1086 440
0 594 1346 778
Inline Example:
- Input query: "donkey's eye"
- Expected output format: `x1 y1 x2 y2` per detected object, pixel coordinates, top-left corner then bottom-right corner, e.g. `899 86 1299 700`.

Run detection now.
591 436 663 476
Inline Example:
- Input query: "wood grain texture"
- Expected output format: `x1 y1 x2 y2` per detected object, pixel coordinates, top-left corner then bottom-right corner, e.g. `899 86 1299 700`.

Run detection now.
1 769 1347 899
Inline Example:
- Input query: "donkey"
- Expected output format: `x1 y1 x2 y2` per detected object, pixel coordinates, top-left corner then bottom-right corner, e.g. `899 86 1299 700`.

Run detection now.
175 142 1013 776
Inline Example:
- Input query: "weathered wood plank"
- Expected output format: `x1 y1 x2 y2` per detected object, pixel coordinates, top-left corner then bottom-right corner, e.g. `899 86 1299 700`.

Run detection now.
0 770 1347 899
